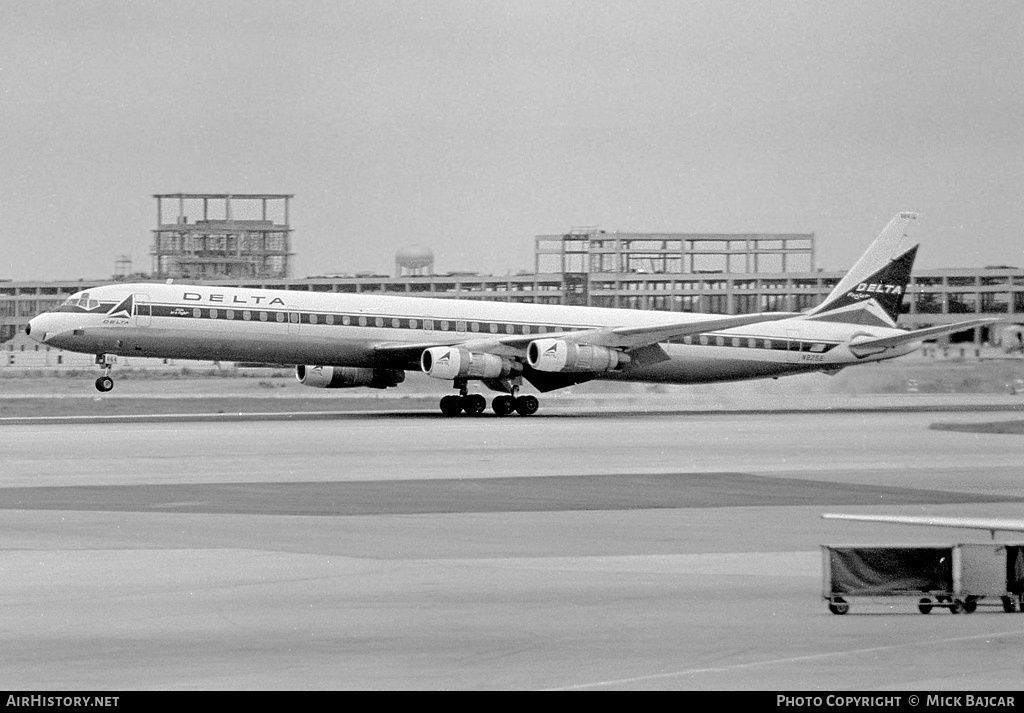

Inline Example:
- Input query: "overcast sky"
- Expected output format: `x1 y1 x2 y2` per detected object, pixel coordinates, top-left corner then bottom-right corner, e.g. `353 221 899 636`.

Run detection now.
2 0 1022 281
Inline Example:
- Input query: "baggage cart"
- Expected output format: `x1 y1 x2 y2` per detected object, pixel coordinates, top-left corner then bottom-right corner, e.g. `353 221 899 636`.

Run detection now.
822 543 1024 615
956 543 1024 613
822 545 956 615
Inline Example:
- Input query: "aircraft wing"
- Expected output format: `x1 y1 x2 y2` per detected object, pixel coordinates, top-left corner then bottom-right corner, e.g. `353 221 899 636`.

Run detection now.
848 318 1003 357
822 513 1024 537
553 312 799 350
370 340 460 367
373 311 798 362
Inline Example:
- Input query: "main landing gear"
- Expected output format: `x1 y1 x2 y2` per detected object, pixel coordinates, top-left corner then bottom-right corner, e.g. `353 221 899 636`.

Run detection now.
439 380 540 417
440 393 485 416
94 354 115 393
491 393 538 416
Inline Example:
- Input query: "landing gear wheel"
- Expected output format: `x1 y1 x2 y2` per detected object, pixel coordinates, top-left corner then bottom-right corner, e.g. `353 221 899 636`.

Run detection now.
1001 596 1016 613
492 395 515 416
514 394 539 416
464 394 487 415
949 599 963 614
95 376 114 393
828 597 849 615
918 598 933 615
963 597 978 614
439 395 463 416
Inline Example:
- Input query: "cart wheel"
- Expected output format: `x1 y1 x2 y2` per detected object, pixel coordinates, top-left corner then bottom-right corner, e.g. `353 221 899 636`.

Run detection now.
918 598 933 615
829 597 849 615
963 597 978 614
1001 596 1016 613
949 600 963 614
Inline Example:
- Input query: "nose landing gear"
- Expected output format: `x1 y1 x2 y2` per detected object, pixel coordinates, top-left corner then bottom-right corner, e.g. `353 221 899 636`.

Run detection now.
94 354 116 392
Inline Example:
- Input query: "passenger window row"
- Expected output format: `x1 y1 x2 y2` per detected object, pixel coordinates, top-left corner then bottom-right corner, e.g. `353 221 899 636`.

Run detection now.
675 334 835 352
146 304 582 337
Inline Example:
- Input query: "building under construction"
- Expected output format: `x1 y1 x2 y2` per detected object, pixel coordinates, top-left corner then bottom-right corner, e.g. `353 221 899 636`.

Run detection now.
535 228 815 307
151 194 293 280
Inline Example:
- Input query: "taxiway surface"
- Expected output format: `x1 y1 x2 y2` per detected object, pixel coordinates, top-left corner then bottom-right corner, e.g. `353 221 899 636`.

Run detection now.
2 408 1023 690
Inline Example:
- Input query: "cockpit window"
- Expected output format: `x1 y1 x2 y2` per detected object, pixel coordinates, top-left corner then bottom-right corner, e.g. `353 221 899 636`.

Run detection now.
59 293 100 310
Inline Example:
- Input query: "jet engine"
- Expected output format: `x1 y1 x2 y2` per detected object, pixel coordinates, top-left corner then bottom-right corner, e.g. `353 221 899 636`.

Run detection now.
526 338 630 373
295 365 405 389
420 347 518 380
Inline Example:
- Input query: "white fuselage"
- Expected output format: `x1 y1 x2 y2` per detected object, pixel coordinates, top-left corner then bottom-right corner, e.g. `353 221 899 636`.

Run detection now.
27 282 917 385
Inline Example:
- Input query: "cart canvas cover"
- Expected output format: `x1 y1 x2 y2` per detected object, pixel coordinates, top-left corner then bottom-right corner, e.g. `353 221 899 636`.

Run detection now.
1010 547 1024 594
829 547 953 595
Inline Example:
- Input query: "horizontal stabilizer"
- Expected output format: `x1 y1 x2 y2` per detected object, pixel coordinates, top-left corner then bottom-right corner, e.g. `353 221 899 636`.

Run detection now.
848 318 1003 357
823 513 1024 535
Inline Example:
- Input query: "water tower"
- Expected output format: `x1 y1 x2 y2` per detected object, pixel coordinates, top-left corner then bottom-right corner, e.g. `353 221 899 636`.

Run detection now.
395 245 435 277
114 255 133 279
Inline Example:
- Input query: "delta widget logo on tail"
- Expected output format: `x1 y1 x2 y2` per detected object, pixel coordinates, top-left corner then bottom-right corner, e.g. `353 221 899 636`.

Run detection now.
817 245 918 323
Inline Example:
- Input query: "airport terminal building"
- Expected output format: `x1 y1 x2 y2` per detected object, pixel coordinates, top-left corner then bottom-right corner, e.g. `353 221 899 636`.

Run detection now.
3 196 1023 365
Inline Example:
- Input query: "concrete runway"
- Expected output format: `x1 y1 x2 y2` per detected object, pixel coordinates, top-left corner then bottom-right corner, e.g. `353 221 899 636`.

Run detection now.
2 407 1024 690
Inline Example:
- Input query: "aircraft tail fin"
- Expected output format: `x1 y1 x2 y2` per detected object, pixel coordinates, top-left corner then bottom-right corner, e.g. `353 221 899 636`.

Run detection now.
802 213 919 328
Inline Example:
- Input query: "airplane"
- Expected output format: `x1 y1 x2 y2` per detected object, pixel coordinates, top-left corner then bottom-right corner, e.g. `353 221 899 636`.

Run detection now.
26 212 1000 416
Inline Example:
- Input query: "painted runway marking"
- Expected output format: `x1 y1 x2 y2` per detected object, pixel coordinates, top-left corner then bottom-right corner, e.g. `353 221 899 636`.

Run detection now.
546 628 1024 690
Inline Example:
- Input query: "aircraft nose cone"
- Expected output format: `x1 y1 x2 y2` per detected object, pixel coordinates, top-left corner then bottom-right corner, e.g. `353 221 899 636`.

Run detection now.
27 315 49 343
